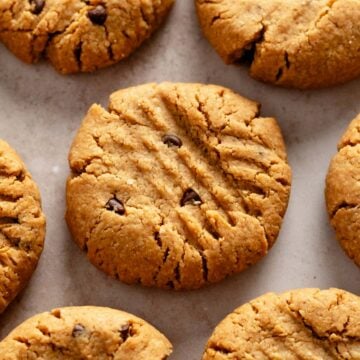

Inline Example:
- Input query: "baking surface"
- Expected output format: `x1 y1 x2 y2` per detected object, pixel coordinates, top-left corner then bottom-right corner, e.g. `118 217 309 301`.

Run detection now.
0 1 360 358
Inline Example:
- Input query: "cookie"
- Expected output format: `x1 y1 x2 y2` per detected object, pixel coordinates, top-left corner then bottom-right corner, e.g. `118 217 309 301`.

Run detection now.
203 288 360 359
66 82 291 290
0 306 173 359
196 0 360 89
326 114 360 267
0 140 45 313
0 0 174 74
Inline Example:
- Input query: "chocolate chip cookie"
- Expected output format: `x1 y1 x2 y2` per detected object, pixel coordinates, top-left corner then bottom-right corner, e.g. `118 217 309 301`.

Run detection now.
326 113 360 267
0 306 172 359
66 82 291 290
0 140 45 313
203 288 360 359
0 0 174 74
196 0 360 89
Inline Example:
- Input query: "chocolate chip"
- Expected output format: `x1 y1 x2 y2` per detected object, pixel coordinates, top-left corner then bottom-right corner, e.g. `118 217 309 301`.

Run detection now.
119 323 131 341
180 188 202 207
72 324 85 337
31 0 45 15
87 5 107 25
162 134 182 148
106 198 125 215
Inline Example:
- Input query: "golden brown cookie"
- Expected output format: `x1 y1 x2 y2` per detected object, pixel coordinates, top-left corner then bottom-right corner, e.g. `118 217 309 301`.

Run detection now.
0 306 173 359
0 140 45 313
66 82 291 290
326 113 360 267
196 0 360 89
203 288 360 359
0 0 174 74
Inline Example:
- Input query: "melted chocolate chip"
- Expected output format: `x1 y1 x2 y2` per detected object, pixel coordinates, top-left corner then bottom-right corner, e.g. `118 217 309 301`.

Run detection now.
180 188 202 207
87 5 107 25
31 0 45 15
119 323 131 341
162 134 182 148
72 324 85 337
106 198 125 215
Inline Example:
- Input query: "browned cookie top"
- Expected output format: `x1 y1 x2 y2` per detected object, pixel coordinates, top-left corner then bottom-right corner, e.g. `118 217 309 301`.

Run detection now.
0 140 45 313
0 306 172 359
203 288 360 359
0 0 174 74
196 0 360 89
66 82 291 290
326 113 360 267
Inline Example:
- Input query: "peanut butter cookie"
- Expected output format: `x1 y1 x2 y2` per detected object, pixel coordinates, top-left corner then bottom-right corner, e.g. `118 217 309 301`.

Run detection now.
203 288 360 359
326 113 360 267
196 0 360 89
0 140 45 313
66 82 291 290
0 0 174 74
0 306 172 359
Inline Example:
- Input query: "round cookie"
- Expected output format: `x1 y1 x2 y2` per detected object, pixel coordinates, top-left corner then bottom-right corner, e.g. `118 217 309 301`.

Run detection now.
203 288 360 359
196 0 360 89
0 140 45 313
66 82 291 290
0 306 173 359
326 113 360 267
0 0 174 74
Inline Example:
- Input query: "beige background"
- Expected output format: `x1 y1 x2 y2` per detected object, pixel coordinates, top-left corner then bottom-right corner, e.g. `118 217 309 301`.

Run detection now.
0 1 360 358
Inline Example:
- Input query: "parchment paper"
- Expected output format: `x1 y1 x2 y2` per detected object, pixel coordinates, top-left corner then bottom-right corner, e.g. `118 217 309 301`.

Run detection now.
0 1 360 358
